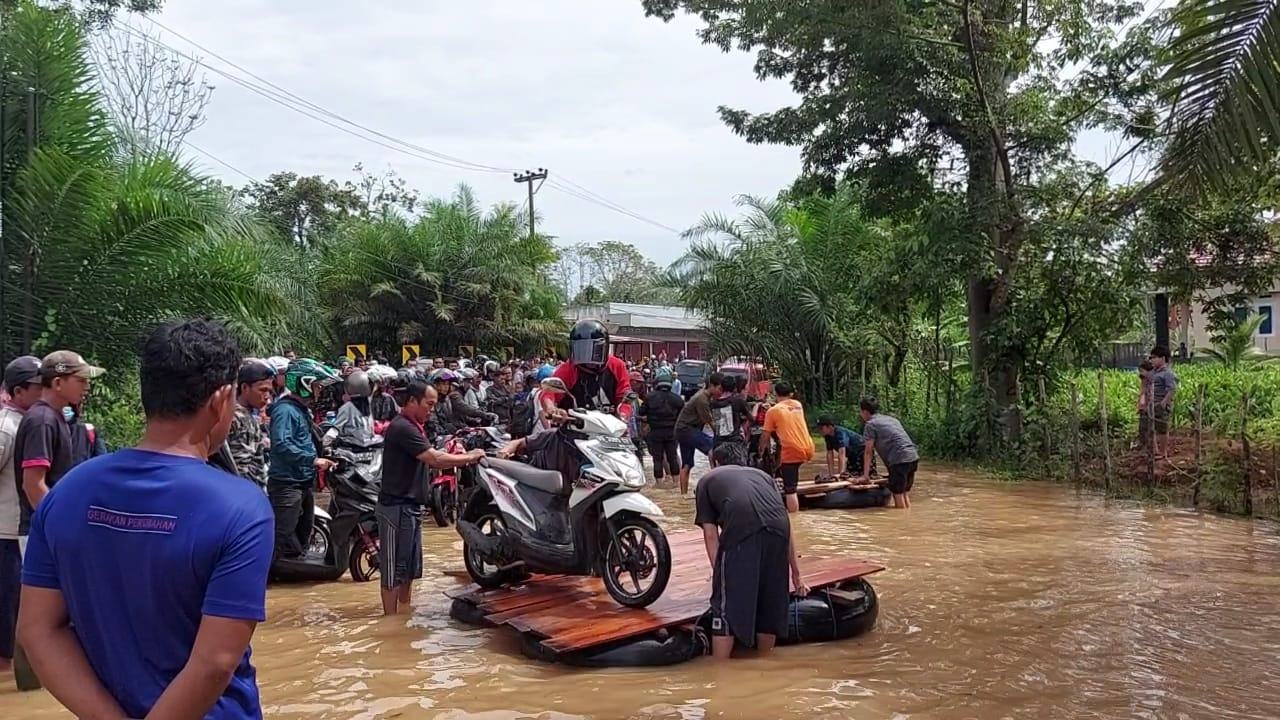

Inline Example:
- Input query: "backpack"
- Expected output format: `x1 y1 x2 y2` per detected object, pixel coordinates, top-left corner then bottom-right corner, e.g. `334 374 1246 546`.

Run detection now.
510 392 537 439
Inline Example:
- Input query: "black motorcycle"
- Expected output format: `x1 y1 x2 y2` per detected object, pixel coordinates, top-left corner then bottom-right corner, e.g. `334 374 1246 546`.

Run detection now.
324 434 384 582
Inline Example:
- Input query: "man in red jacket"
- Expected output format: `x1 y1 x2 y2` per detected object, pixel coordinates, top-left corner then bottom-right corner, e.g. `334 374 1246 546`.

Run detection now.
552 320 632 420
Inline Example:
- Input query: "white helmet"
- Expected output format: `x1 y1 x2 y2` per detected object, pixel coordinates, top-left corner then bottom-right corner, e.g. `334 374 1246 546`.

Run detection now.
483 360 500 377
265 355 289 373
458 367 479 381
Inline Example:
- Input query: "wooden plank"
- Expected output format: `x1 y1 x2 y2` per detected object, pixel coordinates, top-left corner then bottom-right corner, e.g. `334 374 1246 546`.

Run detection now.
446 528 885 656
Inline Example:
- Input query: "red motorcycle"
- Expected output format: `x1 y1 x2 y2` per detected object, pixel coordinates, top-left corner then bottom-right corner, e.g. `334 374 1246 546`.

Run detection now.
429 425 509 527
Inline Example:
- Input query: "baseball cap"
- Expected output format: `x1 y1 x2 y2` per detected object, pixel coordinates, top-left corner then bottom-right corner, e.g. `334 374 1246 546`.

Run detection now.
39 350 106 381
3 356 42 393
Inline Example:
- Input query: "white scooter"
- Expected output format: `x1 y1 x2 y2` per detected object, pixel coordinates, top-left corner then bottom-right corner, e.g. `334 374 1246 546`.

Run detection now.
457 409 672 608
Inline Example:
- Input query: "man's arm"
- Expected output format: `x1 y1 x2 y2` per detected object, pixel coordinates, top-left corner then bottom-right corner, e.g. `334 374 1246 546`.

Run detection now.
143 617 256 720
825 449 836 476
835 449 847 476
18 587 131 720
700 524 719 568
860 438 875 482
269 408 311 469
788 531 808 596
22 465 50 509
146 504 273 720
416 447 484 470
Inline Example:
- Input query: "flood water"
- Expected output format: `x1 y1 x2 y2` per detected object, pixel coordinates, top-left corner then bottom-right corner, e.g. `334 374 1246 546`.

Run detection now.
7 462 1280 719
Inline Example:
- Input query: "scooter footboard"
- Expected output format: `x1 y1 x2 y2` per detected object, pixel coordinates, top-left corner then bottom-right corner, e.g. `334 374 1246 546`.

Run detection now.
602 492 664 519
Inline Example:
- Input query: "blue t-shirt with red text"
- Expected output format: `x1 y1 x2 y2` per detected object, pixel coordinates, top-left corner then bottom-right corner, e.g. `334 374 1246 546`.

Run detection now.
22 449 274 719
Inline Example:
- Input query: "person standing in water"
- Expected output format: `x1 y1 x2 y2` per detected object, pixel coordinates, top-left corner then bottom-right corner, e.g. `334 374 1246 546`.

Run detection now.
228 360 275 491
758 382 815 513
857 397 919 509
18 319 274 719
696 443 807 660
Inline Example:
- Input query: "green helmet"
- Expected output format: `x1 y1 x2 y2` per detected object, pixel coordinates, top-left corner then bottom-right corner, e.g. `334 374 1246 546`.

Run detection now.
654 368 674 386
285 358 340 399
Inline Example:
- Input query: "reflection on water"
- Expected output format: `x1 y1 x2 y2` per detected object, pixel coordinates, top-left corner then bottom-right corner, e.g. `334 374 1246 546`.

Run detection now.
7 462 1280 719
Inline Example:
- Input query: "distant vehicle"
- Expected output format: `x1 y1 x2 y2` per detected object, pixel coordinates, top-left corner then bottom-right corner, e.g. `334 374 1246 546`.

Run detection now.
673 360 710 399
718 359 772 400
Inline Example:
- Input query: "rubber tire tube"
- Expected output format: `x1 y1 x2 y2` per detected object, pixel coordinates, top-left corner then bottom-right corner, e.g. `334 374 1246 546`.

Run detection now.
800 486 891 510
779 578 879 645
449 598 493 627
520 626 707 667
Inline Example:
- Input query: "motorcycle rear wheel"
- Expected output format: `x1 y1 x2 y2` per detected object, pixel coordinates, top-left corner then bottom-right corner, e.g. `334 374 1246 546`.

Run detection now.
601 514 671 608
430 483 455 528
463 506 528 588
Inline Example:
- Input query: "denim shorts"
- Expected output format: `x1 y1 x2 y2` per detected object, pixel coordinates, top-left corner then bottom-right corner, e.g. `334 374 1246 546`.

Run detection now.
678 429 713 469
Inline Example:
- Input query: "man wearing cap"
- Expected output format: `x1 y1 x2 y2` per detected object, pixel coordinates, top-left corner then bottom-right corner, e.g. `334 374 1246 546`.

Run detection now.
0 356 43 673
13 351 103 549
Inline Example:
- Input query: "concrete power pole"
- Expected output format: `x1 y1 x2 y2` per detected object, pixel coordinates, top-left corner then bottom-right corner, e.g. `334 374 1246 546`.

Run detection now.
513 168 548 239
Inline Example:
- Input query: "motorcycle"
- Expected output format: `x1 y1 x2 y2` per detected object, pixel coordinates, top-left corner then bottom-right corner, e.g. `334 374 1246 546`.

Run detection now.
456 409 672 608
321 428 383 582
429 425 510 528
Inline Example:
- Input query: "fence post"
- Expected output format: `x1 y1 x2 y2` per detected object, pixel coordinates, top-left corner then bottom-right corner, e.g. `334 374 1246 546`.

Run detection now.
1192 384 1205 506
1070 381 1081 485
1098 372 1111 492
1242 387 1253 516
1146 376 1156 487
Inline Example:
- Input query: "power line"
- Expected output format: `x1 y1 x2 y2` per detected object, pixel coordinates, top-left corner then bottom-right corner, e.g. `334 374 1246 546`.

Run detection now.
545 180 680 233
142 17 515 175
123 21 683 236
186 141 256 182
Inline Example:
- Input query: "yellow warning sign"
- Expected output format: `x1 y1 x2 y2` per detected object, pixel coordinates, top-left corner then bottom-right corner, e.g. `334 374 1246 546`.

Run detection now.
545 346 557 360
458 345 475 360
502 346 516 362
401 344 420 366
345 344 367 363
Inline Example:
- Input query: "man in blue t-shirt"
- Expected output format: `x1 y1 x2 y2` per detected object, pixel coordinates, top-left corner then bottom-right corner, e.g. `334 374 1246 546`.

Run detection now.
19 319 273 719
817 416 873 477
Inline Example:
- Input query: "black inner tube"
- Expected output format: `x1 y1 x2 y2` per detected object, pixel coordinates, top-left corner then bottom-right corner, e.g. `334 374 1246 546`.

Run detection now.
801 486 890 510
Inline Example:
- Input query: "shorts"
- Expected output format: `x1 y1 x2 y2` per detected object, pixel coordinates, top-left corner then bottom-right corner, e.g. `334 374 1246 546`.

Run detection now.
777 462 802 494
710 530 790 647
376 503 423 590
678 429 713 469
887 460 918 494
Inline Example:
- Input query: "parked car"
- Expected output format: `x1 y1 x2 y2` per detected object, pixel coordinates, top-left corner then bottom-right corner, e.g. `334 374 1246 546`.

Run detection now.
674 359 710 399
718 360 772 401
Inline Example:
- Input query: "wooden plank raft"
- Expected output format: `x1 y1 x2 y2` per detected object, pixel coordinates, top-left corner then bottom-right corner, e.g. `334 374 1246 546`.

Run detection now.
446 529 884 655
794 476 886 497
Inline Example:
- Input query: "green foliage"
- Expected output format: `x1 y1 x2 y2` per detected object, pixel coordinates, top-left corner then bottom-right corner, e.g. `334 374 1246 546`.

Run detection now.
314 185 563 357
554 240 674 305
240 171 366 247
1157 0 1280 193
84 370 144 449
1203 315 1278 369
0 1 317 367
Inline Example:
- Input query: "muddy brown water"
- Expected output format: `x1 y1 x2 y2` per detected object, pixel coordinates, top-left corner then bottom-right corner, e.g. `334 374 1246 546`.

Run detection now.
6 462 1280 719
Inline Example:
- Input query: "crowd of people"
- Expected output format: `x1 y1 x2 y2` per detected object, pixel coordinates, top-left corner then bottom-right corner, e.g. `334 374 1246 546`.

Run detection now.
0 313 938 716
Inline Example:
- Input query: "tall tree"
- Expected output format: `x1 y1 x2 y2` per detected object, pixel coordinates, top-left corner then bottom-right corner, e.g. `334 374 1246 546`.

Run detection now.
90 24 215 151
241 171 366 247
642 0 1156 443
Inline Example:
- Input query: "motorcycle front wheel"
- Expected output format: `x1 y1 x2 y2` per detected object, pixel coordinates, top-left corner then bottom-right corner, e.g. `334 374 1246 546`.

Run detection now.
429 483 455 528
348 526 380 583
601 514 671 608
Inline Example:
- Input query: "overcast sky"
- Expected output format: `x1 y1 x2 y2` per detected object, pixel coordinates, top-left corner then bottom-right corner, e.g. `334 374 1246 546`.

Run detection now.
145 0 1139 265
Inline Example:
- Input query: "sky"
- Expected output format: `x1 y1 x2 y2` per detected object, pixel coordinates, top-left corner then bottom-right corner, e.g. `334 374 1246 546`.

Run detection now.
138 0 1141 266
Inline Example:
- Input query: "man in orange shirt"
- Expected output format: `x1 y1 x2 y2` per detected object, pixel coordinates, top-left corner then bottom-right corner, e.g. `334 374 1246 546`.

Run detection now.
758 383 815 513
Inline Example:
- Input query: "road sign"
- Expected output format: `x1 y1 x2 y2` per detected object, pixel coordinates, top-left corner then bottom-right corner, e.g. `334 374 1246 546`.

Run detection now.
345 344 367 363
458 345 475 360
402 344 420 365
502 346 516 362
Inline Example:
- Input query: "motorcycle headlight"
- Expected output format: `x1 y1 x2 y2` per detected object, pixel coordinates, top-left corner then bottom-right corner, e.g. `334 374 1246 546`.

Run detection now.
583 444 645 488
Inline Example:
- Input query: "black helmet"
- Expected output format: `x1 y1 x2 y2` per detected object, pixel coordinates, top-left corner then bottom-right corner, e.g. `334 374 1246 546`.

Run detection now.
345 370 371 398
569 319 609 371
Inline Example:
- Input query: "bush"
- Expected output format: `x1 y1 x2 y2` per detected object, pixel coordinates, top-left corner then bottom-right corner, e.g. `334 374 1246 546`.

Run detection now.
84 369 144 450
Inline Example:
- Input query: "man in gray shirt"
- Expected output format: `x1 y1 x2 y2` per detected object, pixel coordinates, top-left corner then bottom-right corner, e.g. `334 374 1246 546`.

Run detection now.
857 397 919 509
1149 345 1178 455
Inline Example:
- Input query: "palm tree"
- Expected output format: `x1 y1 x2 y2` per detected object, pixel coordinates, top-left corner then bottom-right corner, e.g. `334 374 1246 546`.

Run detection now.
1203 314 1277 369
1158 0 1280 191
315 185 564 357
1 2 318 365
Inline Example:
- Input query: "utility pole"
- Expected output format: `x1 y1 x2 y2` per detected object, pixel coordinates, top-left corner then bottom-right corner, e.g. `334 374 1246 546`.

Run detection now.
513 168 547 239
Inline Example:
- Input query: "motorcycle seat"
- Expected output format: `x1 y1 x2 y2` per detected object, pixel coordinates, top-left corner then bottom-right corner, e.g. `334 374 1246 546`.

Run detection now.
481 457 566 495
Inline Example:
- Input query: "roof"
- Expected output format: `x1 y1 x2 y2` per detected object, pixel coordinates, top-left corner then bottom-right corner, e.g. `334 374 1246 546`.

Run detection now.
564 303 705 331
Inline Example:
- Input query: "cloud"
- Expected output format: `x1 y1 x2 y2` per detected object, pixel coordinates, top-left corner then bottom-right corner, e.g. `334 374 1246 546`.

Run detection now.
153 0 803 264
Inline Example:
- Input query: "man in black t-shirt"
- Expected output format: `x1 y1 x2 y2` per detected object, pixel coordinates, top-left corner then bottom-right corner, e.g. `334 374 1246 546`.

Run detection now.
13 351 103 551
378 379 483 615
695 443 807 660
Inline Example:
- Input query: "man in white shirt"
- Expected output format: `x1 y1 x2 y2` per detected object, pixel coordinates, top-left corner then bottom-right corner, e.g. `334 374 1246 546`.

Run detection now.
0 356 43 673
